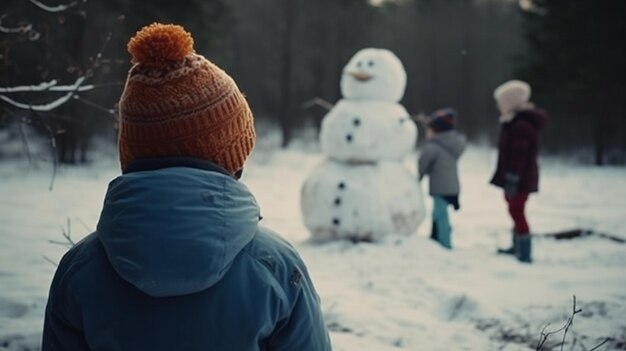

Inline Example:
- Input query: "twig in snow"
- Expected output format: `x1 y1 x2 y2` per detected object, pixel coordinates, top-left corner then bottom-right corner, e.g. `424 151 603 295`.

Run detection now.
559 296 582 351
45 218 84 265
589 338 610 351
449 294 467 320
75 218 92 233
543 229 625 244
61 217 75 246
536 295 582 350
42 256 58 267
25 109 61 190
49 218 75 247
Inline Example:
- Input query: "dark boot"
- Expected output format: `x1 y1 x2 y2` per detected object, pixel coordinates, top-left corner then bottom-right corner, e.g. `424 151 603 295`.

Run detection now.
516 235 532 263
497 231 517 255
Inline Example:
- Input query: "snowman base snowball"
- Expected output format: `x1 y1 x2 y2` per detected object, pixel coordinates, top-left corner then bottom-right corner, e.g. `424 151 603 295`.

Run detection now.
301 160 425 242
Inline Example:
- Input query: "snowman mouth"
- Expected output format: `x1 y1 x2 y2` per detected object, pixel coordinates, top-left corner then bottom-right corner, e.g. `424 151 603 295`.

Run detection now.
347 71 373 82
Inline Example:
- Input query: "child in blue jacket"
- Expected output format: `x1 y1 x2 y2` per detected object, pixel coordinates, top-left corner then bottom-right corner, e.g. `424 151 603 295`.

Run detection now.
42 23 331 351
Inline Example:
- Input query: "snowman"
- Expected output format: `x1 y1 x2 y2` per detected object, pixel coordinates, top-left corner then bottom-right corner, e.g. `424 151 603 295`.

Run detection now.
301 48 426 242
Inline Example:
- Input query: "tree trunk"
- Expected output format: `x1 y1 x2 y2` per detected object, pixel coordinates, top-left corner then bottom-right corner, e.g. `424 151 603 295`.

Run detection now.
279 0 296 148
594 113 606 166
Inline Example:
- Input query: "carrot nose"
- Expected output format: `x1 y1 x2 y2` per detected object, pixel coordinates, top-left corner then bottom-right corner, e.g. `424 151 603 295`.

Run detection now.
346 71 373 82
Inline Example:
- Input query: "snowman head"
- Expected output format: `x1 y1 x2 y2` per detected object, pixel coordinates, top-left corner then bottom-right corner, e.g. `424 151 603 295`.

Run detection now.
340 48 407 102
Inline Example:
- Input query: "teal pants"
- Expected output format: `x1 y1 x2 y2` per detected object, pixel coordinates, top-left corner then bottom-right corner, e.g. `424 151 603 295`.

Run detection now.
431 196 452 249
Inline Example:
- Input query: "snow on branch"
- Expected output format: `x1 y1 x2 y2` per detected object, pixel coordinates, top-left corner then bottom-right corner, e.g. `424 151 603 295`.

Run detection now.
27 0 82 13
0 76 86 112
0 15 33 34
302 97 334 111
0 80 58 93
0 14 39 40
1 91 74 112
0 78 96 93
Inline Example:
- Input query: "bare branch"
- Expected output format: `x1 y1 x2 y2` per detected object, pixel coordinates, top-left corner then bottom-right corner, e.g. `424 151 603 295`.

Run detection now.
412 112 429 125
73 95 115 115
18 117 34 164
0 14 40 40
48 142 58 191
27 0 81 13
56 84 96 92
301 97 334 111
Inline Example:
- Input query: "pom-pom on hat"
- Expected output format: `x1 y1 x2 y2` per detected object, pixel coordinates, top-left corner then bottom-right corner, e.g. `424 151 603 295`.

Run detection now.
118 23 255 174
428 107 457 132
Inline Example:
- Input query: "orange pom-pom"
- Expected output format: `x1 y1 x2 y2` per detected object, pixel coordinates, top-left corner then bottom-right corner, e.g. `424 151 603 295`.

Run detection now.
128 23 194 69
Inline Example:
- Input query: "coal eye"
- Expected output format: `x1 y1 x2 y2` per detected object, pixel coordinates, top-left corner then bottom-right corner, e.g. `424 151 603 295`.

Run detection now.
357 61 362 68
368 60 374 67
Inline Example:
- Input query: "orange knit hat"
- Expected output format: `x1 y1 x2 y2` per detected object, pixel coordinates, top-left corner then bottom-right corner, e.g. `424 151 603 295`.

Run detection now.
118 23 255 174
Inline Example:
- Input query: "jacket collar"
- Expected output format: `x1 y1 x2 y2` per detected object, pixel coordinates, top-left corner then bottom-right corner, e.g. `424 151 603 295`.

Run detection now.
123 157 233 178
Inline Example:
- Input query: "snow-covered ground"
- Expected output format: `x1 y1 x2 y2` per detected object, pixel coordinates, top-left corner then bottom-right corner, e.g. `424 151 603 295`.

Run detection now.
1 144 625 350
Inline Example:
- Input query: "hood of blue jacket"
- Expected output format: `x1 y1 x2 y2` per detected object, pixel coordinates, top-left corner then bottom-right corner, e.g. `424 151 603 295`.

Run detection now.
96 166 260 298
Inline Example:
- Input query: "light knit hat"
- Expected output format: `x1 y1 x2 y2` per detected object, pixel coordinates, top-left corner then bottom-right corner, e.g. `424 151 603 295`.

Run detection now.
118 23 255 174
493 80 532 122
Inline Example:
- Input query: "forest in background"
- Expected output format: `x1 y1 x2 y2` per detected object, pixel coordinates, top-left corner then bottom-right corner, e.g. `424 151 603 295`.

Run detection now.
0 0 624 165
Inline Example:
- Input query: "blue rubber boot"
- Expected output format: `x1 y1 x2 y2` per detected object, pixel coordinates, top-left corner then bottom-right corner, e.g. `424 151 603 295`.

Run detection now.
497 231 517 255
516 235 532 263
432 196 452 249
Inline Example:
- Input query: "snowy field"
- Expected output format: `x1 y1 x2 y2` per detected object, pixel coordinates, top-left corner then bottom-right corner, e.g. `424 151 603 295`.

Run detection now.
0 144 625 350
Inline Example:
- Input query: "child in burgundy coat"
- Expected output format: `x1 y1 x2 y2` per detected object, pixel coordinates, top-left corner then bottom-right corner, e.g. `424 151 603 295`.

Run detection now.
491 80 549 263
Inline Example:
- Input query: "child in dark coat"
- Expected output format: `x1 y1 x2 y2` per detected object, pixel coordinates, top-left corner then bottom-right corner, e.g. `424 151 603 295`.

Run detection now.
491 80 549 263
419 108 467 249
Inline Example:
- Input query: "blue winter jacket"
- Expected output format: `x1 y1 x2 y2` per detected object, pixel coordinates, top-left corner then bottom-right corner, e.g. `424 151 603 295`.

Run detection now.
42 158 332 351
